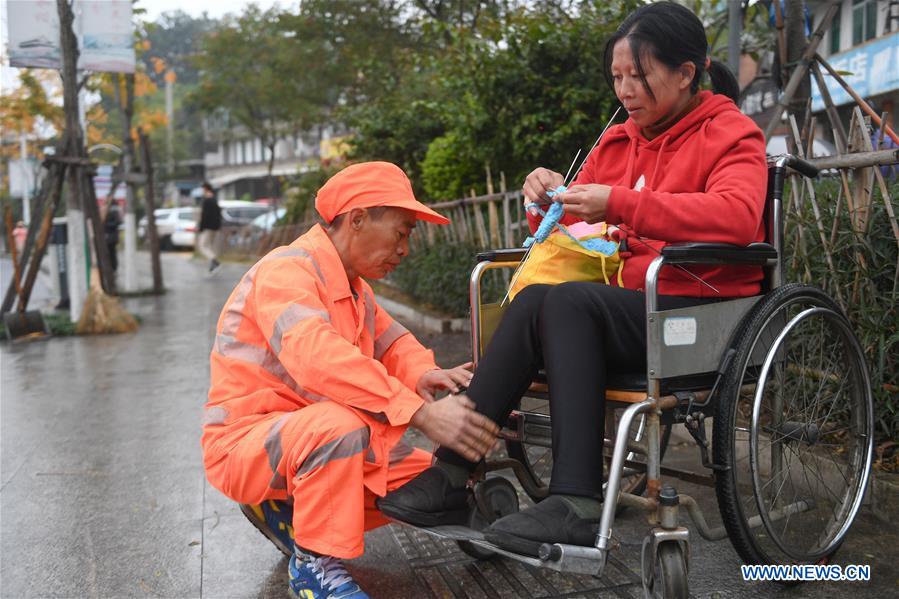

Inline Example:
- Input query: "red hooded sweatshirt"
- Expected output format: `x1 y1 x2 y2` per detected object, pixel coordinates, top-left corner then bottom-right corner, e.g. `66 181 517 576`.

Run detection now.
528 91 768 297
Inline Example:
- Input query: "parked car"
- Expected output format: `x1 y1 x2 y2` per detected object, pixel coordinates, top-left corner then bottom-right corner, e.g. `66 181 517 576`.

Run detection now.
138 207 197 250
249 207 287 232
219 201 270 227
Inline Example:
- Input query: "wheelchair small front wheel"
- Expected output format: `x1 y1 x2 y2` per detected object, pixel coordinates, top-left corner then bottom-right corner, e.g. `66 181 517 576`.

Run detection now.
457 476 519 560
641 539 688 599
713 284 874 567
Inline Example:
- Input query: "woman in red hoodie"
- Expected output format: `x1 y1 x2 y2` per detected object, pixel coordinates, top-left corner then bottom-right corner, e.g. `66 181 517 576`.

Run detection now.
379 1 767 553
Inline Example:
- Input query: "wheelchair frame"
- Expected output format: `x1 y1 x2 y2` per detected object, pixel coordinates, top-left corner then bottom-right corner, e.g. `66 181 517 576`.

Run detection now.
459 155 874 594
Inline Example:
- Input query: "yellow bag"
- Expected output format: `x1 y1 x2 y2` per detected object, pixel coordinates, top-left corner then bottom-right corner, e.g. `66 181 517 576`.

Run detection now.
507 225 624 301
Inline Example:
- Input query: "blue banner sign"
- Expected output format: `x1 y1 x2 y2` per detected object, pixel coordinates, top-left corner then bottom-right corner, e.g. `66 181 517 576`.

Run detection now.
812 32 899 112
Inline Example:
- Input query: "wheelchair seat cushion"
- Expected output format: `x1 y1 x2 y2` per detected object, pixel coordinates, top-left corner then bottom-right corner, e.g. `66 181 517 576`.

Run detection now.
532 369 717 394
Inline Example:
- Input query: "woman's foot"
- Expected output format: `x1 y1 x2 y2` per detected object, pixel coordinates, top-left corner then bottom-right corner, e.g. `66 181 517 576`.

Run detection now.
483 494 602 557
377 463 472 527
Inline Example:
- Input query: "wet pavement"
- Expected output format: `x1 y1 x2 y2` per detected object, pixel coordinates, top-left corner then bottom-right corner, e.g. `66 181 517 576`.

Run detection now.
1 250 897 598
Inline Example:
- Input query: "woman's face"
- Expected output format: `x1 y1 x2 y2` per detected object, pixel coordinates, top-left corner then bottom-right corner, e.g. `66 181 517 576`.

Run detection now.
610 39 694 130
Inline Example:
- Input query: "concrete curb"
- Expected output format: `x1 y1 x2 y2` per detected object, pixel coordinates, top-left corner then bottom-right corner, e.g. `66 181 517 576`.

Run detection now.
375 294 469 334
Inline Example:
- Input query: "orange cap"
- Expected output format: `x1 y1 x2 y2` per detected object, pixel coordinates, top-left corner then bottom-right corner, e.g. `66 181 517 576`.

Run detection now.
315 162 450 225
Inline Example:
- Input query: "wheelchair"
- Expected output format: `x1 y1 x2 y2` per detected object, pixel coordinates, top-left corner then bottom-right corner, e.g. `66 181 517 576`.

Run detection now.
440 155 874 598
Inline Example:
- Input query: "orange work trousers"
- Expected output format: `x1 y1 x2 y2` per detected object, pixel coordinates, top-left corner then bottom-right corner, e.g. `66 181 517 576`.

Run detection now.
206 401 431 558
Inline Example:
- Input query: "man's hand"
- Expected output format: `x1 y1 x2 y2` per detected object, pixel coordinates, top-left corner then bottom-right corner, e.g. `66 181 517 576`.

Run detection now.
522 167 565 210
560 183 612 224
416 362 474 402
410 394 499 462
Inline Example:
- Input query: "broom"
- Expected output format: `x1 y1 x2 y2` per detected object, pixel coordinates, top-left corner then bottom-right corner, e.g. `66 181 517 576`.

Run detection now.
76 220 139 335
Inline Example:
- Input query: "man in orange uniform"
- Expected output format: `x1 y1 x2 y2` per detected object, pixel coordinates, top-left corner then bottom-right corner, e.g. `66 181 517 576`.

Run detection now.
202 161 498 599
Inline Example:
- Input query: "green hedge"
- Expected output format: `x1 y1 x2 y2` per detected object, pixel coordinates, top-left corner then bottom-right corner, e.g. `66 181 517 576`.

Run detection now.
390 240 504 316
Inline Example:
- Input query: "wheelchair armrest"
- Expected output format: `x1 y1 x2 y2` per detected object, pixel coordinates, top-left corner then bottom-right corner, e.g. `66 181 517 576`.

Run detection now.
660 242 777 265
476 248 528 263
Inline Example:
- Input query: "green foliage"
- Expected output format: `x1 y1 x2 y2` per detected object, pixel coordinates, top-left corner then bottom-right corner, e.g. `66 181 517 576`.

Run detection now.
283 164 343 224
44 312 77 336
188 6 327 150
390 240 491 316
141 10 216 87
0 312 76 341
343 1 638 201
784 177 899 442
421 133 483 200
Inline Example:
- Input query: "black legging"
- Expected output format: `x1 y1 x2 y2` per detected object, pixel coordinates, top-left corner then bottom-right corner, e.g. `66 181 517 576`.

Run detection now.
436 282 713 497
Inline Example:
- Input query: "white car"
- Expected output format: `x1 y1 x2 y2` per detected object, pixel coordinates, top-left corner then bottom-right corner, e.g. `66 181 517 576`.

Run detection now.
138 207 197 250
219 201 271 227
249 207 287 231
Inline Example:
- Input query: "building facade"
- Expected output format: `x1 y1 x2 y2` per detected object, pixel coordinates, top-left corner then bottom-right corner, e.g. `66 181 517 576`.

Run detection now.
811 0 898 136
202 109 335 201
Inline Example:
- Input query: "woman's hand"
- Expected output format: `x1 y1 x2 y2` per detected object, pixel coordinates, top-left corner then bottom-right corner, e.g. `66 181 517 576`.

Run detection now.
522 167 565 212
559 184 613 224
416 362 474 402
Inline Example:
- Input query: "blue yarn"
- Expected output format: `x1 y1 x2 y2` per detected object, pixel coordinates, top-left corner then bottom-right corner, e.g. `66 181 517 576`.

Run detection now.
523 184 617 256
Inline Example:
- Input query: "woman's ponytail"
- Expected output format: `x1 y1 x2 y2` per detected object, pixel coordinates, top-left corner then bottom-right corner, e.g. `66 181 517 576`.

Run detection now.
707 58 740 103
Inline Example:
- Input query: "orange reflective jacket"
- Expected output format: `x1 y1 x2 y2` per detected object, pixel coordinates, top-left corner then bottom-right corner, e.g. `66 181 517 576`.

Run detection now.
203 224 436 496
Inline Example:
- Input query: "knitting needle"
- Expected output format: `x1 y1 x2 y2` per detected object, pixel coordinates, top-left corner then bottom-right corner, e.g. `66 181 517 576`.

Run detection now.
500 243 535 307
532 148 581 207
564 105 622 187
561 149 581 190
621 229 721 295
502 108 624 306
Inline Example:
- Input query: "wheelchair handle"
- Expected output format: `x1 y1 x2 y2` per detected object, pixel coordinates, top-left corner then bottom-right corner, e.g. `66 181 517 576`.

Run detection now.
775 154 819 179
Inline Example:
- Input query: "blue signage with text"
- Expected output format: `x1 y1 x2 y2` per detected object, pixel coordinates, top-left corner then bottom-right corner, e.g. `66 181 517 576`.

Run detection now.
811 32 899 111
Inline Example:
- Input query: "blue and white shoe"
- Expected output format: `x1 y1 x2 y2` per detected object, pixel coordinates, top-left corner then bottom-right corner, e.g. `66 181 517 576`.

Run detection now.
288 551 369 599
239 500 294 557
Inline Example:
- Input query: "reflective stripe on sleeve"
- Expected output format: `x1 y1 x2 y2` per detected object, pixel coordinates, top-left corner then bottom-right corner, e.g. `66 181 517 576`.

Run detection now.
269 303 331 355
202 406 229 427
373 320 410 360
219 247 326 340
213 334 332 404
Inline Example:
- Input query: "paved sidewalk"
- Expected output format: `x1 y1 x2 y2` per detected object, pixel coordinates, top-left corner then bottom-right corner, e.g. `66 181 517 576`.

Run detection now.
1 251 896 598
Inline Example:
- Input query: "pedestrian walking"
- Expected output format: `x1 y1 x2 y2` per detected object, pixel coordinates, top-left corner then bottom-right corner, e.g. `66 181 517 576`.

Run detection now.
198 181 222 272
104 204 121 272
12 220 28 256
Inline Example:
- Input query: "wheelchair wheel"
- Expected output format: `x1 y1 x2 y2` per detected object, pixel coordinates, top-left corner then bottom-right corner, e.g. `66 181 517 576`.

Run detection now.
641 538 689 599
506 396 671 503
457 477 519 560
713 284 874 566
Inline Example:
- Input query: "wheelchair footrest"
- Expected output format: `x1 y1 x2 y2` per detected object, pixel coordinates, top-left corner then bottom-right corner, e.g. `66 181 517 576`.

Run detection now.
389 520 608 575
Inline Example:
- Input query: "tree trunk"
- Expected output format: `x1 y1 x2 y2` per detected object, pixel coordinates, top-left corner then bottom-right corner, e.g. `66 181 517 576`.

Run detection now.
57 0 115 297
117 73 140 292
138 128 164 294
